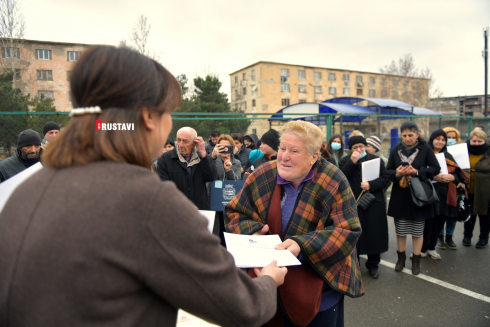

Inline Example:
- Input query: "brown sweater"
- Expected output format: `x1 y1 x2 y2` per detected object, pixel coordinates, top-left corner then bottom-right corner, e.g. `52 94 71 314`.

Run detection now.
0 161 276 327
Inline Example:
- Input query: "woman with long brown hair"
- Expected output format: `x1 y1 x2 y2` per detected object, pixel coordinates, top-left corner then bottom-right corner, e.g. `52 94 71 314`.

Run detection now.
0 46 286 326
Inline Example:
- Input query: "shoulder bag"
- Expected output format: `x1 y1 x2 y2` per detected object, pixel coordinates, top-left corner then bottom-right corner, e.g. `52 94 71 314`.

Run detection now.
356 190 376 210
408 176 440 207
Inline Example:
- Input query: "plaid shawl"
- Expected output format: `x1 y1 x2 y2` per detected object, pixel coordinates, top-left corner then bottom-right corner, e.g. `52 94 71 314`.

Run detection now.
225 159 364 298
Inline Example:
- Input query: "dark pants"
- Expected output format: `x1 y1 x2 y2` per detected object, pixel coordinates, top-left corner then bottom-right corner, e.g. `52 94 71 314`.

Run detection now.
212 212 226 247
283 296 344 327
364 254 381 270
422 218 438 252
464 195 490 241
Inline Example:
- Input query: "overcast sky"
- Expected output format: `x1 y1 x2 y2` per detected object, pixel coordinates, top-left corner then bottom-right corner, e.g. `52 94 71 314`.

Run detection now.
22 0 490 101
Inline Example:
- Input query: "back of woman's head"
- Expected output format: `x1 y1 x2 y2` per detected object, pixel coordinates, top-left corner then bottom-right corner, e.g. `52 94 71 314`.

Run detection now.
43 46 181 168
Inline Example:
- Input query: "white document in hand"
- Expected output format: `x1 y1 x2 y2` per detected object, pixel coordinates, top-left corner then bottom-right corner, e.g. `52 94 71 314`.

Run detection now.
447 143 470 169
223 233 301 268
361 158 380 182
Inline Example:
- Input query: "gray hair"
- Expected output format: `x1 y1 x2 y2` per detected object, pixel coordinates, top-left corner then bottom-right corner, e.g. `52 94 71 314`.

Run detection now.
177 127 197 140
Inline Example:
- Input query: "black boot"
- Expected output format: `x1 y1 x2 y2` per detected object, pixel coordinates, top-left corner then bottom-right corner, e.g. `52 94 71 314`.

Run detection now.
445 235 457 250
395 251 406 272
411 254 421 275
436 236 446 250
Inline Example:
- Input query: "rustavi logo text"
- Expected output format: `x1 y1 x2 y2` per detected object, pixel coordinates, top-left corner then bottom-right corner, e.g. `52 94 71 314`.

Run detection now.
96 120 134 131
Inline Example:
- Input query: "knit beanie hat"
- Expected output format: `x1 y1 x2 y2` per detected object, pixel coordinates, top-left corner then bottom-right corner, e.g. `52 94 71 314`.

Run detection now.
260 129 280 152
166 137 175 147
366 136 382 152
429 129 447 150
249 149 264 164
348 136 367 149
17 129 42 149
43 121 60 135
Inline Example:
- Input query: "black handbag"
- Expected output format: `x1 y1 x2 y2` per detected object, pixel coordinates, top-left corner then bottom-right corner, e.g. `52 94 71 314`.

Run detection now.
408 176 440 207
456 191 472 222
356 190 376 210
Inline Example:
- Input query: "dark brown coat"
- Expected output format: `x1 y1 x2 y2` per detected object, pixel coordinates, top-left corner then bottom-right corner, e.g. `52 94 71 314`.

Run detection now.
0 161 276 327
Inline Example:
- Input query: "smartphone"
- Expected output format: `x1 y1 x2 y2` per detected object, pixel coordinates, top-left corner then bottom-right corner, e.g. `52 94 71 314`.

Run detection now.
222 145 234 154
400 161 409 166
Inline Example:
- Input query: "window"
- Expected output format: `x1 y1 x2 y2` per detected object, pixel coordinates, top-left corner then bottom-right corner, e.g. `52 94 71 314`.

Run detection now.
329 73 336 81
243 87 247 95
392 90 399 98
243 101 247 109
356 76 363 83
299 99 306 103
343 87 350 95
329 87 336 94
298 85 306 93
369 77 376 85
2 47 19 58
235 76 238 84
243 73 246 80
235 89 239 97
36 49 52 60
314 72 321 80
282 98 290 106
298 70 305 79
67 51 80 61
381 90 388 97
381 78 386 85
251 70 255 81
14 69 21 79
281 68 289 77
251 84 257 96
252 99 256 107
281 83 290 92
38 91 54 99
67 71 72 81
393 78 398 86
413 81 419 88
37 70 53 81
315 86 322 93
343 74 349 81
369 90 376 97
357 89 363 96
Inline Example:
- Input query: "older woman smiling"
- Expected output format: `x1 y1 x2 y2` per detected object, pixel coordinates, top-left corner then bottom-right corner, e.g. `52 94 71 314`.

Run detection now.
225 121 363 327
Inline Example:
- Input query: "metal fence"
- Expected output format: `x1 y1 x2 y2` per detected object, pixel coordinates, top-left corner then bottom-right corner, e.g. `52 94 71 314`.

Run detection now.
1 111 490 160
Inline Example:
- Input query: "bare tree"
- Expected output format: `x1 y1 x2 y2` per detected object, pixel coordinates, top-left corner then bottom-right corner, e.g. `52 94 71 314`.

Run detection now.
121 15 161 62
0 0 25 74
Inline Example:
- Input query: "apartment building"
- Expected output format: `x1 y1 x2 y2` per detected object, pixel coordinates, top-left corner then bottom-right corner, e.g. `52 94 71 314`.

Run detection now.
428 95 490 117
2 39 90 111
229 61 430 116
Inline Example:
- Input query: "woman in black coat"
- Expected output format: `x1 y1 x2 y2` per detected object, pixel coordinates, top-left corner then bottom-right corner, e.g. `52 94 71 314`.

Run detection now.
386 122 440 275
423 130 467 259
339 136 391 279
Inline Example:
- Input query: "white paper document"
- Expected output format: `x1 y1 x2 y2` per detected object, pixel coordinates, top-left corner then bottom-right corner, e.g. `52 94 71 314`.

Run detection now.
361 158 380 182
223 233 301 268
435 153 449 175
0 162 43 213
198 210 215 233
447 143 470 169
176 309 221 327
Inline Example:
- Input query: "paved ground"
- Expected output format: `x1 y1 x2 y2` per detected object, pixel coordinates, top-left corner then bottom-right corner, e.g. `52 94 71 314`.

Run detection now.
344 214 490 327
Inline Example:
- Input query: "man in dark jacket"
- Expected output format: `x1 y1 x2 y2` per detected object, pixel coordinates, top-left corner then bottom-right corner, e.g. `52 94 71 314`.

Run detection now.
0 129 42 183
205 129 220 155
157 127 218 210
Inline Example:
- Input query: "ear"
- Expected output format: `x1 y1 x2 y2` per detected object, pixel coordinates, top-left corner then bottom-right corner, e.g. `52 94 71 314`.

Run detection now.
311 152 319 165
141 107 156 131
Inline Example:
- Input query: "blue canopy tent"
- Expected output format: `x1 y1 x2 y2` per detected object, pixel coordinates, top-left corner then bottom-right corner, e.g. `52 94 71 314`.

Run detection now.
269 102 376 125
324 97 442 118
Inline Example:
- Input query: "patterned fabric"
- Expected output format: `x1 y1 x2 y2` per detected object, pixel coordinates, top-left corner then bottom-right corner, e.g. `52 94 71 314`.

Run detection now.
398 149 420 188
445 157 467 207
225 159 364 298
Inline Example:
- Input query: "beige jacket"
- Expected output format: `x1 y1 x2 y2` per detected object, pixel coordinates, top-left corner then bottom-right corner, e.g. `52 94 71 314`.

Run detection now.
0 161 276 327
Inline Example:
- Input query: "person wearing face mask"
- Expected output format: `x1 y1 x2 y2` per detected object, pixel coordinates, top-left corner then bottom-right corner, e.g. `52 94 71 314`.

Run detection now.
326 134 346 166
463 129 490 249
385 122 440 275
436 127 464 250
339 136 390 279
421 130 467 260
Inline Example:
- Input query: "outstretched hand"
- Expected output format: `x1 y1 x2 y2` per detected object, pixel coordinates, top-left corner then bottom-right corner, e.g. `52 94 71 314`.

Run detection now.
254 260 288 288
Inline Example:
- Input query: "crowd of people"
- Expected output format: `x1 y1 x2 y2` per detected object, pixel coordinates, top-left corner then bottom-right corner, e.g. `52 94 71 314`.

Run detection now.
0 45 489 326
